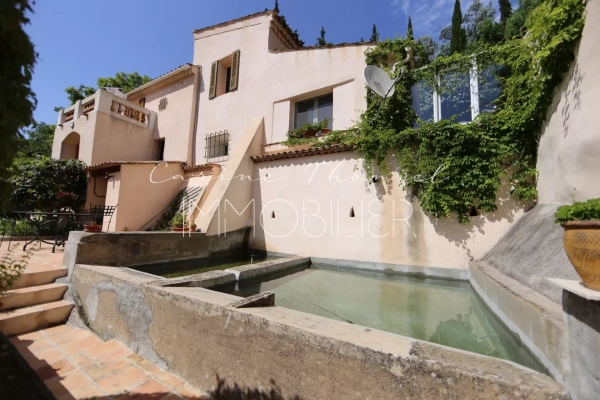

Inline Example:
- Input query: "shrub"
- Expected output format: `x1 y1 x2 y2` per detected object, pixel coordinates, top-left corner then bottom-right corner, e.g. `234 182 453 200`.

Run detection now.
170 212 185 228
10 157 88 211
555 198 600 223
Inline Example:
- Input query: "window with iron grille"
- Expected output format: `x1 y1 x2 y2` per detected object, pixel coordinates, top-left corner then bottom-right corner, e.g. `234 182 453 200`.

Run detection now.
205 131 229 159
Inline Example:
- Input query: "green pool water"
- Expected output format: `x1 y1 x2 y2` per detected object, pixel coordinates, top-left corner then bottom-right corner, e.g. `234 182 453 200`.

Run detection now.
214 265 546 373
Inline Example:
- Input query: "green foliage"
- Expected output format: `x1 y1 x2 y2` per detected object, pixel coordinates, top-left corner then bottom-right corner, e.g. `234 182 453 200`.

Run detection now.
0 245 30 293
97 71 152 93
286 0 585 223
450 0 467 54
407 18 414 41
505 0 543 39
16 122 55 161
171 212 185 228
555 199 600 223
55 72 153 110
10 158 88 212
370 24 380 42
286 119 331 142
0 0 37 212
464 0 504 47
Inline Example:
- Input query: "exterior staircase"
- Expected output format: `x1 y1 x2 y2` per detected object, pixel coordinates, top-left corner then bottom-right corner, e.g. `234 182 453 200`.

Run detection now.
0 265 73 336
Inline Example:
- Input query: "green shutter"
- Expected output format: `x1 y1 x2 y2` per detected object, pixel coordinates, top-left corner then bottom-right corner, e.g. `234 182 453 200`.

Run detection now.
209 61 218 99
229 50 240 92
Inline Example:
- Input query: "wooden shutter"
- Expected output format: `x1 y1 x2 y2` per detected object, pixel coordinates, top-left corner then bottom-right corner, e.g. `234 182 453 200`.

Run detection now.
229 50 240 92
209 61 218 99
138 97 146 107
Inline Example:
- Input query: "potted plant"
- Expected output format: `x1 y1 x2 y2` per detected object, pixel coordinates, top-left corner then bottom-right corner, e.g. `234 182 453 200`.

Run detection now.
555 198 600 290
83 221 102 233
170 212 197 232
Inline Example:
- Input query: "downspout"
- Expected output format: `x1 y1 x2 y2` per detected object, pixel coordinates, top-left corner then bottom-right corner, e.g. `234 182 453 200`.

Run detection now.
187 65 202 165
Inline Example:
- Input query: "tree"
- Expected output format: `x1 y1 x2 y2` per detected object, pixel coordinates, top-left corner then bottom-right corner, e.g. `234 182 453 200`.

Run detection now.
17 122 55 161
499 0 512 25
416 36 439 64
11 158 88 212
370 24 380 42
505 0 542 39
55 72 152 110
464 0 496 43
450 0 467 54
0 0 37 212
407 17 414 40
438 25 452 56
274 0 280 12
316 26 330 46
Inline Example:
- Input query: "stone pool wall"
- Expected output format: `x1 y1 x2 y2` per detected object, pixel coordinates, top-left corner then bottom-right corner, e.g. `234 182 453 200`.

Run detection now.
67 260 567 399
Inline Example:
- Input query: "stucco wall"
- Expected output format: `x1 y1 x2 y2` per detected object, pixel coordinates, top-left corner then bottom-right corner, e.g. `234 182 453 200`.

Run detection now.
109 163 184 231
246 152 528 271
192 15 370 165
134 75 196 162
536 0 600 204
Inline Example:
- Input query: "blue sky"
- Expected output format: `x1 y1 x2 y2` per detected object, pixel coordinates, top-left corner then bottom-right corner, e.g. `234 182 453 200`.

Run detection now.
26 0 493 124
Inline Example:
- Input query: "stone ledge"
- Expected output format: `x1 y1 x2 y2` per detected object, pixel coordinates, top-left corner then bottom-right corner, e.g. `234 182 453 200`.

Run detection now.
229 292 275 308
547 278 600 301
225 256 310 280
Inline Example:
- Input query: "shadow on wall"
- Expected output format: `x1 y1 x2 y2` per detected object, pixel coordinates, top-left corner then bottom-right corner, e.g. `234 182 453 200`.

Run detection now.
211 376 303 400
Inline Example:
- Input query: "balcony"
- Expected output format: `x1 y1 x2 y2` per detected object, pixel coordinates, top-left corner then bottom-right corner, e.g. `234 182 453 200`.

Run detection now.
57 89 156 130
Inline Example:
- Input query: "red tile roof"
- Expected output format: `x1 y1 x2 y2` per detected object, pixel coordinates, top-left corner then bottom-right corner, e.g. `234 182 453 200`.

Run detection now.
85 161 184 171
270 41 375 53
250 144 353 163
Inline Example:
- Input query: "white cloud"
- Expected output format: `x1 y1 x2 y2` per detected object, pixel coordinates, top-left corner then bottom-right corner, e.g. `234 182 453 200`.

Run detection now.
391 0 477 38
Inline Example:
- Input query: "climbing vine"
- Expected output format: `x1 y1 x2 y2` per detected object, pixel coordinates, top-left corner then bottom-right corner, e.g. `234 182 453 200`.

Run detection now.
284 0 586 223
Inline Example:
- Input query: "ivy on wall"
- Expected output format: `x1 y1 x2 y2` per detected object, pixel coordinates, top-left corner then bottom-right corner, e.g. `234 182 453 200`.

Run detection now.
285 0 586 223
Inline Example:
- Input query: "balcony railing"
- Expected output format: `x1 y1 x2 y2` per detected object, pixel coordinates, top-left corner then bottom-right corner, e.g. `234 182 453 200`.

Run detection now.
57 89 154 129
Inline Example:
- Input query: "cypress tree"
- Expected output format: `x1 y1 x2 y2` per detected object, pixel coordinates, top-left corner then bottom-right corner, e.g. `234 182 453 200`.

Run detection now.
274 0 280 12
407 16 414 40
316 27 328 46
450 0 466 54
370 24 380 42
498 0 512 25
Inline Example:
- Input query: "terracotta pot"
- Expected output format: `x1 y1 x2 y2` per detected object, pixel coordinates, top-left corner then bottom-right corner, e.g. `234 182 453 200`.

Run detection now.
562 220 600 290
303 130 317 138
321 128 331 135
171 225 197 232
84 224 102 233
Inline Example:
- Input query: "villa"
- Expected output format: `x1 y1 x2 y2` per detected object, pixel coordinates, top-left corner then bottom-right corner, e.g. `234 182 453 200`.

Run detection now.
28 5 600 399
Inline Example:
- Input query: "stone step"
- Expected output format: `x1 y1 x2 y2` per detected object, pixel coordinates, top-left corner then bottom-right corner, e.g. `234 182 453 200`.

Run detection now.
0 283 68 311
12 267 68 290
0 300 73 337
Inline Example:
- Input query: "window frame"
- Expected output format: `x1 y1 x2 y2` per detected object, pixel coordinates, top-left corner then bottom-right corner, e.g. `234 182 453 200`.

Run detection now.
205 130 230 161
293 93 333 130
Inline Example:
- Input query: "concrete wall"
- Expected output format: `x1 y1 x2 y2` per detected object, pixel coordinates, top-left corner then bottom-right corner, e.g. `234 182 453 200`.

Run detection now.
63 227 250 270
247 152 529 272
536 0 600 204
69 262 566 399
192 14 370 164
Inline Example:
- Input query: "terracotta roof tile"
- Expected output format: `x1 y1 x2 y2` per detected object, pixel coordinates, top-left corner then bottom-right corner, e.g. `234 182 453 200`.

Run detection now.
85 161 184 171
181 164 214 173
251 144 353 163
193 10 274 34
270 41 375 53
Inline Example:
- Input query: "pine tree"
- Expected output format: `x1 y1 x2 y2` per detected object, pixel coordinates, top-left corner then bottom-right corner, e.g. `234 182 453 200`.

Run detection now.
316 27 328 46
498 0 512 25
407 16 414 40
450 0 466 54
370 24 379 42
274 0 280 12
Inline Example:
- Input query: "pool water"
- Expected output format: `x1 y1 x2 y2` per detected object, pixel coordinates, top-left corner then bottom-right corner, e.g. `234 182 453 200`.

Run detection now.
214 265 546 373
131 255 280 278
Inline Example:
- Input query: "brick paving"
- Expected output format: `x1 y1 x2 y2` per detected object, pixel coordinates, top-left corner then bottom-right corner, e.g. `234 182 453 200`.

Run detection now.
3 241 210 399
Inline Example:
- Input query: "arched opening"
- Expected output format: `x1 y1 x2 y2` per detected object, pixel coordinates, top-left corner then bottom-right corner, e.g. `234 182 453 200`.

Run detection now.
60 132 80 160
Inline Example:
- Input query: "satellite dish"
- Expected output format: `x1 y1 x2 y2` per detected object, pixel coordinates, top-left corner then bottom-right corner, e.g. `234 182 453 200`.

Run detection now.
364 65 396 99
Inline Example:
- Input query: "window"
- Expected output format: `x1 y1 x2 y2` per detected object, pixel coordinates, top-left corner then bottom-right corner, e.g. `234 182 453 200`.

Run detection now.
209 50 240 99
294 93 333 130
413 64 500 124
156 139 165 161
205 131 230 160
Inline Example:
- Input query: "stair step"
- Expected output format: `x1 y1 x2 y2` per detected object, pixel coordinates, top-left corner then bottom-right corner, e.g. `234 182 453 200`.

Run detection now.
12 267 68 290
0 283 68 311
0 301 73 337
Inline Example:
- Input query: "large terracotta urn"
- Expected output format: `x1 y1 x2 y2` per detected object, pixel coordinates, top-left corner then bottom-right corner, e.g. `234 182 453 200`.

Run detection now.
562 221 600 290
